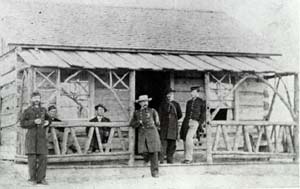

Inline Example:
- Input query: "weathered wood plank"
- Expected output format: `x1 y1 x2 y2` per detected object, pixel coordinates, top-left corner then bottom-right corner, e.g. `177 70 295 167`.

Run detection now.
117 127 126 151
61 128 69 155
233 126 241 151
243 126 252 152
205 73 213 164
51 127 61 155
293 73 299 162
105 128 115 153
84 127 94 154
212 125 221 151
265 126 274 152
222 125 232 151
94 127 104 153
50 121 129 128
255 126 264 153
15 152 131 163
70 128 82 154
128 70 136 166
211 121 296 126
285 126 294 153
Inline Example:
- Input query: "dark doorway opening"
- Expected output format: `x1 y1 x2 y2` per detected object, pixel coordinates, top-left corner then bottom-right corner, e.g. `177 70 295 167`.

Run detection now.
134 71 170 155
135 71 170 111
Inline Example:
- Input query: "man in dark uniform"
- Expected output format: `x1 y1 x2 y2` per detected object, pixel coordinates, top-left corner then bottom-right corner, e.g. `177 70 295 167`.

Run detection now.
130 95 161 178
20 91 51 185
87 104 110 153
158 88 182 164
180 86 206 164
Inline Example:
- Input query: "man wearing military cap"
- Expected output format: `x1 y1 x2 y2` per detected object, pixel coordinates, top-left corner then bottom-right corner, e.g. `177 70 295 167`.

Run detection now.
20 91 52 185
180 86 206 164
130 95 161 177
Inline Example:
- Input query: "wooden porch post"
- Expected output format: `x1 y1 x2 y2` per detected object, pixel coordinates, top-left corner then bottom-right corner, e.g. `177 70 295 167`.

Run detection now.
205 72 213 164
294 73 299 162
234 75 240 121
170 71 175 89
128 70 136 166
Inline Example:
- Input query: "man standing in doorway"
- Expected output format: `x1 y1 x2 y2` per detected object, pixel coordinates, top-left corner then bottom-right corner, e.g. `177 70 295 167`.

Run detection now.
20 91 51 185
130 95 161 177
180 86 206 164
158 88 182 164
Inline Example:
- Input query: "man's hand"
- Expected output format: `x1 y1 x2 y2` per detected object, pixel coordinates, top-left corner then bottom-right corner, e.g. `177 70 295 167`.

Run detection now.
34 118 42 125
43 120 49 127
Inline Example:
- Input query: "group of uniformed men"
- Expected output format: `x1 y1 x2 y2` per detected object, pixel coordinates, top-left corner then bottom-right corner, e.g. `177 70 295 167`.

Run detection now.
20 86 205 184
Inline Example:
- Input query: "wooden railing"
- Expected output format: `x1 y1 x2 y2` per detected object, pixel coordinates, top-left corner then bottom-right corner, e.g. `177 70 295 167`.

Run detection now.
208 121 297 160
16 121 134 164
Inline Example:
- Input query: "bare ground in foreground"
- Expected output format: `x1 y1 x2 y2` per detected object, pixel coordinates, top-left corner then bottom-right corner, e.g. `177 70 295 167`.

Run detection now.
0 160 299 189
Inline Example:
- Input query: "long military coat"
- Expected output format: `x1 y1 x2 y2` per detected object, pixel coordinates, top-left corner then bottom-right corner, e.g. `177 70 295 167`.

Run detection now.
20 105 51 155
158 100 182 140
180 97 206 141
130 107 161 154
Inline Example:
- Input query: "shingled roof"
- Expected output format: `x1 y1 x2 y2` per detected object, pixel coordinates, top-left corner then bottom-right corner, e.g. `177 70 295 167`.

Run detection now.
0 1 276 55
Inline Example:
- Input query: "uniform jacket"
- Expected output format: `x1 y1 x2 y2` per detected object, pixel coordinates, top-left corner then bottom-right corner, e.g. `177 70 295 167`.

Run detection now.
130 107 161 153
158 99 182 140
180 97 206 141
20 105 51 155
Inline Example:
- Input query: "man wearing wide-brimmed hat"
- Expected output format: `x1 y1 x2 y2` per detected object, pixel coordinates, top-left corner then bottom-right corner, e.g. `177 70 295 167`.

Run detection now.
87 103 111 153
180 86 206 164
130 95 161 178
158 88 182 164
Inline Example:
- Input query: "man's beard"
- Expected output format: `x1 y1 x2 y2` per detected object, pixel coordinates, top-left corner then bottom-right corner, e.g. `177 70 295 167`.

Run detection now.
33 101 41 106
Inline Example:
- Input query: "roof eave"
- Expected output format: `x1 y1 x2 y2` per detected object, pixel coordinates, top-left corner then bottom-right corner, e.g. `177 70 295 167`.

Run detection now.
8 43 281 58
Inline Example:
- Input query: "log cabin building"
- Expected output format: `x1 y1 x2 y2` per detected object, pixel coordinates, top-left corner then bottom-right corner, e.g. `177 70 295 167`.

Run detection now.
0 1 298 164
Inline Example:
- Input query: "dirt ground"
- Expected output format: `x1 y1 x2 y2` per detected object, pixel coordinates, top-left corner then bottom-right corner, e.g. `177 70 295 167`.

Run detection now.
0 159 299 189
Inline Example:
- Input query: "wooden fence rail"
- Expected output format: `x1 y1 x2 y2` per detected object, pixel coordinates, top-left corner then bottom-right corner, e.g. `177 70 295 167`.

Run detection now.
208 121 297 161
17 121 133 164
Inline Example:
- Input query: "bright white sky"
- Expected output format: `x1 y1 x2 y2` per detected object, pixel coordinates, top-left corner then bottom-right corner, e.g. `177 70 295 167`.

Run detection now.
4 0 298 68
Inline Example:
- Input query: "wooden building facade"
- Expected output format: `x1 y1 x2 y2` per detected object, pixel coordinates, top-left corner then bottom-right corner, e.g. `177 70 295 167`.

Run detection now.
0 2 298 164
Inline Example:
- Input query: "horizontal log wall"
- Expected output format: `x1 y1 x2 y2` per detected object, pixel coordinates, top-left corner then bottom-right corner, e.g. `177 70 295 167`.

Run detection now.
238 78 268 120
0 54 18 160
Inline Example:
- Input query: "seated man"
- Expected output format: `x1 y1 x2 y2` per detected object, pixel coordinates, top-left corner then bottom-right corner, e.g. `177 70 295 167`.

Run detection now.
86 104 111 153
48 105 77 154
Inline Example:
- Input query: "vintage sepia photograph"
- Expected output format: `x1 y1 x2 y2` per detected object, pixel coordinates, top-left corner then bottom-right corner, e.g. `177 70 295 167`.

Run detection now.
0 0 299 188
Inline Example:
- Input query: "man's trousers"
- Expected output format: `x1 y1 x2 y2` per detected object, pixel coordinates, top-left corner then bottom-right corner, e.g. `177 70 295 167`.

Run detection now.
27 154 47 182
160 139 176 163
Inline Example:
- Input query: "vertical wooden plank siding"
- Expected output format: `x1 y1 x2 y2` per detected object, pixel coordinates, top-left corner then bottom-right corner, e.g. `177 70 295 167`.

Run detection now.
128 70 136 166
205 73 213 164
294 74 299 162
234 75 240 121
56 69 61 114
88 73 95 117
27 67 34 102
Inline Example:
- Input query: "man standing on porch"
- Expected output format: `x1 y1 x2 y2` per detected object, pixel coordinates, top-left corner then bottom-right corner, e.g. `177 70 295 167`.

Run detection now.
158 88 182 164
180 86 206 164
130 95 161 178
20 91 51 185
